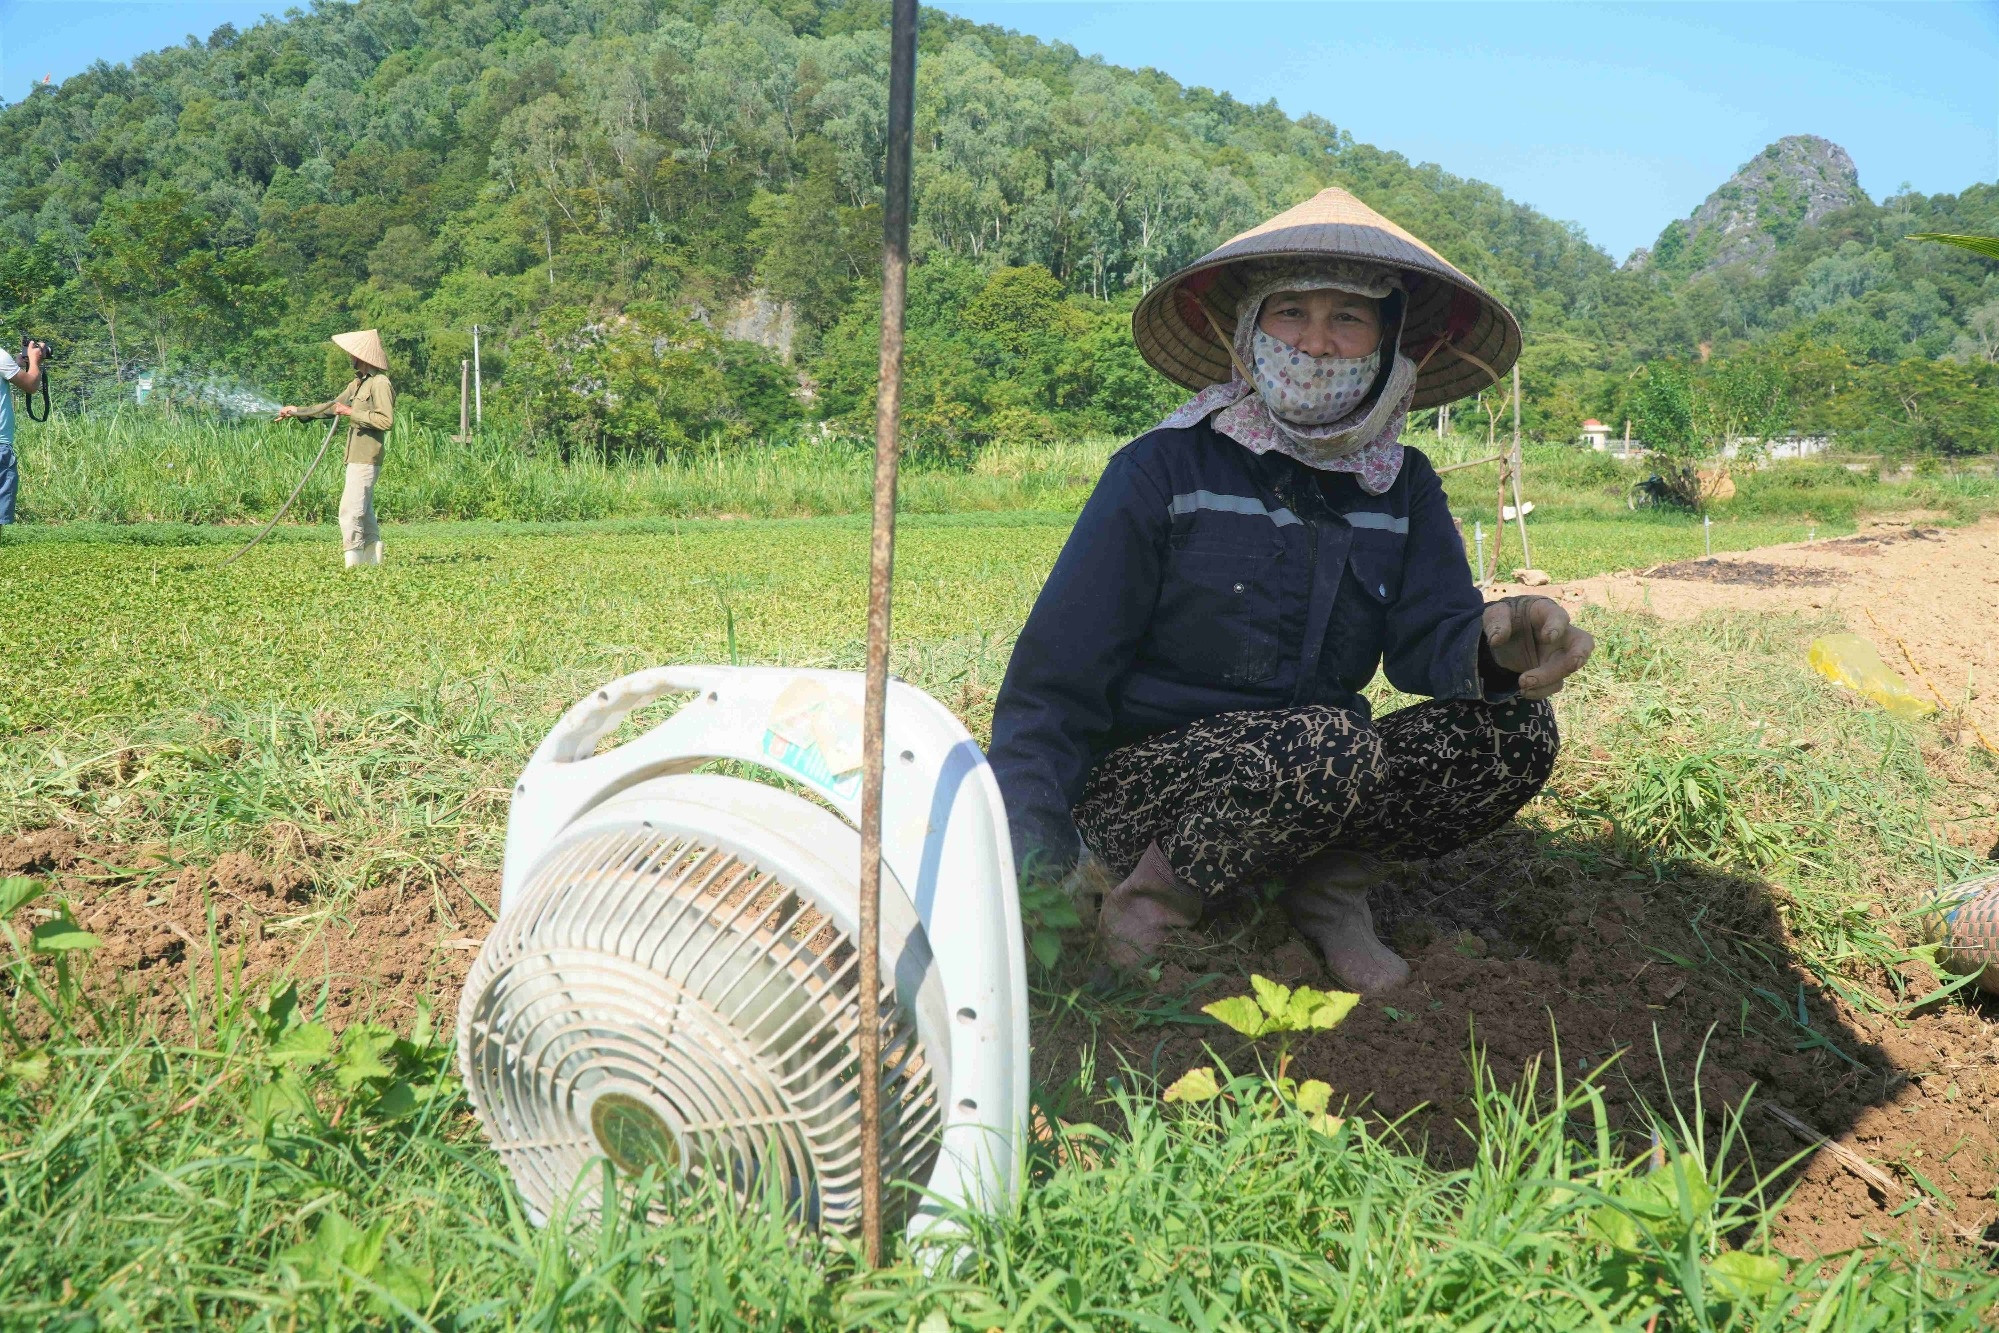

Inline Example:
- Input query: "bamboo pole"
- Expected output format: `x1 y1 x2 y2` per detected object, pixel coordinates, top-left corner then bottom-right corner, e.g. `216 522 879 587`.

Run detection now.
857 0 918 1270
455 360 471 441
1434 452 1504 475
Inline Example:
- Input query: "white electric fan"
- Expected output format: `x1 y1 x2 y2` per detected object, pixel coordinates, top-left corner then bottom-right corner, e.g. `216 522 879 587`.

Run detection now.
456 665 1029 1244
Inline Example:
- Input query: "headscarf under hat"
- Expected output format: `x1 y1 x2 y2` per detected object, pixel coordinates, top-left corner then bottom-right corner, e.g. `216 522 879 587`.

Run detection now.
1138 189 1521 492
1155 258 1417 492
1133 186 1521 407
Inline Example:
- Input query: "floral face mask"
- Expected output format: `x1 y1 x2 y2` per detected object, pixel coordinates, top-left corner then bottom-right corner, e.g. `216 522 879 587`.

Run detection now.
1249 327 1382 427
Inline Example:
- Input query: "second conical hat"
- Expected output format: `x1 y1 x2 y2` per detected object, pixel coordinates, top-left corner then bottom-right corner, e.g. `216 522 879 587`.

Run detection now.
1132 186 1520 409
330 329 388 371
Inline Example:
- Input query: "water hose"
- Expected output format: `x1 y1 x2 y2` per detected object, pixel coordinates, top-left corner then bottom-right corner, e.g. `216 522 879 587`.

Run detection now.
219 417 341 567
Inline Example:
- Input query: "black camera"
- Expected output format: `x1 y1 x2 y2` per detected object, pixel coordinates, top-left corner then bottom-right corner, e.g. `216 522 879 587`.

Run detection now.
21 339 54 363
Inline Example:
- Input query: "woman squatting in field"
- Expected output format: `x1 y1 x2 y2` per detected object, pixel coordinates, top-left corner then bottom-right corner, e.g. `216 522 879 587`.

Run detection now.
277 328 395 568
989 188 1595 994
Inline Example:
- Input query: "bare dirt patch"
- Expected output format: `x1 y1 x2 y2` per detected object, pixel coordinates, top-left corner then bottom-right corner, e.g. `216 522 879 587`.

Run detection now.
1037 827 1999 1262
1509 515 1999 752
1646 559 1845 588
2 829 495 1038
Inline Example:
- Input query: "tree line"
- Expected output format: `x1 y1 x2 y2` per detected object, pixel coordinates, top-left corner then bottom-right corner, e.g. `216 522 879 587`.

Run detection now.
0 0 1993 460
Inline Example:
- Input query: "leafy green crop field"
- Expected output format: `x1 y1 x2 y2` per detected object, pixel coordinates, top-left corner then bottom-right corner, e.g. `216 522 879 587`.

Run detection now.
0 504 1862 734
5 511 1999 1328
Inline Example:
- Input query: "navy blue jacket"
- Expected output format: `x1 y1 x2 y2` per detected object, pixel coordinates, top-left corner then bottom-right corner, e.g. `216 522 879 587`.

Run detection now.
989 419 1507 875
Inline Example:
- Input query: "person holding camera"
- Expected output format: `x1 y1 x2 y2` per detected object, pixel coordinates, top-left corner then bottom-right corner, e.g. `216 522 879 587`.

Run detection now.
276 329 394 567
0 339 47 524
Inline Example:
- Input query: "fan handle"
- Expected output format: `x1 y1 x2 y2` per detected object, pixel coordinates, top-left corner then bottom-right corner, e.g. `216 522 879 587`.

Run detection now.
536 666 734 765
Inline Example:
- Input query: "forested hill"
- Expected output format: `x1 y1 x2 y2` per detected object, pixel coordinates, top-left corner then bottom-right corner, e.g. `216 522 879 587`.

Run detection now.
2 0 1995 455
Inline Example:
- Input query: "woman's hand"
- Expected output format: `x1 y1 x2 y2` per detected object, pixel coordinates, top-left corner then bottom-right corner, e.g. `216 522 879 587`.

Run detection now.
1482 595 1594 700
275 405 297 419
329 401 353 417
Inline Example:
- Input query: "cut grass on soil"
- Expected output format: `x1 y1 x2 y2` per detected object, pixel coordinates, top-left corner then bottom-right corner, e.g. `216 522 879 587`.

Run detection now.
4 519 1999 1327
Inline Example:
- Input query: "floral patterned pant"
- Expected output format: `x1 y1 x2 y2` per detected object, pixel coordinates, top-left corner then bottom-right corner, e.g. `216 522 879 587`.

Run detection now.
1072 697 1558 900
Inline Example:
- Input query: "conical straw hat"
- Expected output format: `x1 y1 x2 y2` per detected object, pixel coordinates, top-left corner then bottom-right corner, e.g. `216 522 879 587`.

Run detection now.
1132 187 1521 409
330 329 388 371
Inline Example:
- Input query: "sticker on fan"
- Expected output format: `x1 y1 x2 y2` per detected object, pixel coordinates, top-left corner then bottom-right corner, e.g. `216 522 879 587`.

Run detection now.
591 1092 682 1175
762 677 864 797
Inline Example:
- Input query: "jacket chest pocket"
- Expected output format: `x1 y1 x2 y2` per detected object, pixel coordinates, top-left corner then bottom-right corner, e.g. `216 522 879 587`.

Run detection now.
1146 546 1285 686
1346 530 1406 607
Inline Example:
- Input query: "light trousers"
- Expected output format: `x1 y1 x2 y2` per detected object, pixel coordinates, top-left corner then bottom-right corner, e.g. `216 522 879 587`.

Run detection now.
339 462 379 552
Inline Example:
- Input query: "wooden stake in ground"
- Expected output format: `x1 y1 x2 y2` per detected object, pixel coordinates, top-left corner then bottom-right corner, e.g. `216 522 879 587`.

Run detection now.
455 360 471 442
857 0 918 1270
1509 363 1532 570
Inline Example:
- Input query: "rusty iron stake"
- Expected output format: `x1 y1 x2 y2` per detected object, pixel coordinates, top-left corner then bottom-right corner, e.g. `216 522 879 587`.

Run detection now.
858 0 918 1269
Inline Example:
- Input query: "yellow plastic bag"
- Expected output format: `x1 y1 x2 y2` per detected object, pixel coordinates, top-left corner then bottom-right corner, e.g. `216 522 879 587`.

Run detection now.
1807 633 1936 721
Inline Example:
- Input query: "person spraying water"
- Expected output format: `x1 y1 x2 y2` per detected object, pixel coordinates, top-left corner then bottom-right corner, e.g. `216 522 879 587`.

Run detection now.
275 329 394 568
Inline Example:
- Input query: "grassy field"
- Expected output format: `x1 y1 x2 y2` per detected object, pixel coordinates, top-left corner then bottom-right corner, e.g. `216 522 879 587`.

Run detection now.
5 503 1999 1327
0 507 1882 737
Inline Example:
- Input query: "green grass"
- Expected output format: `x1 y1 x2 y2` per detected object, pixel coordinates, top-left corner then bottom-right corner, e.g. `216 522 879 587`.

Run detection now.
11 949 1995 1329
14 413 1997 544
9 414 1115 524
0 495 1925 743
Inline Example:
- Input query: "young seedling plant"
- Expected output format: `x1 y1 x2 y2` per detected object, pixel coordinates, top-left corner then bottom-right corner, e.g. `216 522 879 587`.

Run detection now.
1164 975 1359 1134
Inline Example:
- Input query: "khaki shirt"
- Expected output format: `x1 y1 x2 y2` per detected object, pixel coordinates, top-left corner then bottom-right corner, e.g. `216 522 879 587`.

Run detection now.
296 372 394 465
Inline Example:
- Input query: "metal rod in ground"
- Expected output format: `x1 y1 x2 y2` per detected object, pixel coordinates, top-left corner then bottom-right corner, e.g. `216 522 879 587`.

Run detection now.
857 0 918 1269
472 325 483 428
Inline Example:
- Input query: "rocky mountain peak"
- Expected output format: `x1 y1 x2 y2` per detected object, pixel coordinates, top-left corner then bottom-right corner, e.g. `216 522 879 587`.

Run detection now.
1637 135 1866 275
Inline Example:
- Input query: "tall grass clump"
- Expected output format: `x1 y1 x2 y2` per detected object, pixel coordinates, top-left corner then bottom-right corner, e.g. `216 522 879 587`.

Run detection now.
23 411 1989 531
15 412 1119 524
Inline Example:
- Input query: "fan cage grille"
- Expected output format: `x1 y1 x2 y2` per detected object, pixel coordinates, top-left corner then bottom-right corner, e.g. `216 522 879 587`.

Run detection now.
461 827 942 1232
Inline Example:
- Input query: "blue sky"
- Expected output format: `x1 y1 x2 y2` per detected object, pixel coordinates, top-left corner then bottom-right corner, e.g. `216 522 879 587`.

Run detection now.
2 0 1994 260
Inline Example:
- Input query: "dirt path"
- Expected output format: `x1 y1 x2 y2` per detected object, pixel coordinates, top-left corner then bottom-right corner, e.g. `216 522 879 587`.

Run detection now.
1499 514 1999 753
